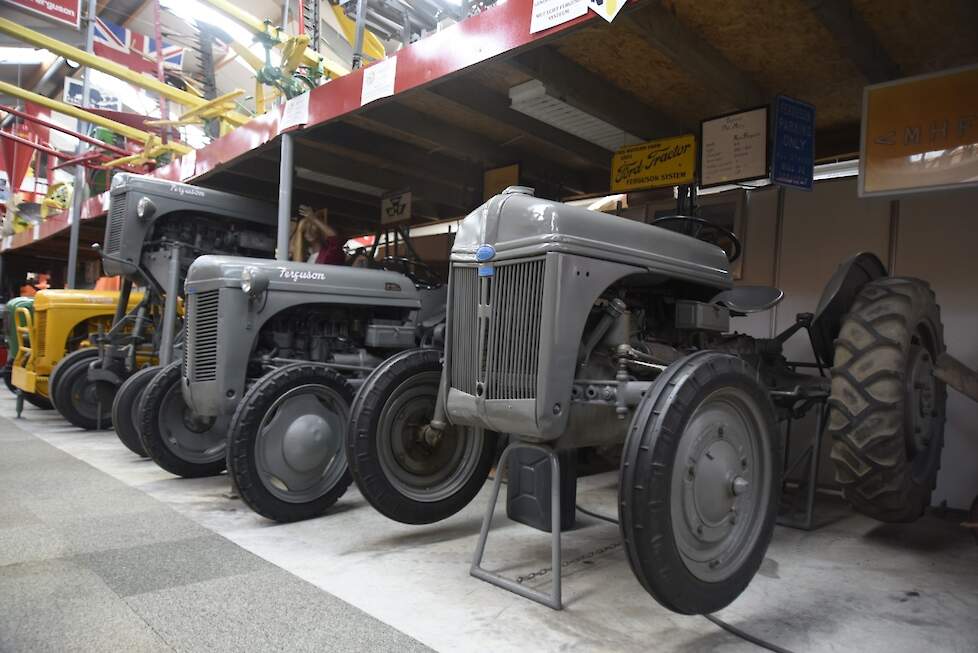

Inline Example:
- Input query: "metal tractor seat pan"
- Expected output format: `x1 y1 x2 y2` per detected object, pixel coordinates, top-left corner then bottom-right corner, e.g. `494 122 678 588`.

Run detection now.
711 286 785 314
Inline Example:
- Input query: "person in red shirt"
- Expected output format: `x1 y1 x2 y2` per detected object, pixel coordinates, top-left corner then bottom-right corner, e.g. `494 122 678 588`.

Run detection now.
290 206 348 265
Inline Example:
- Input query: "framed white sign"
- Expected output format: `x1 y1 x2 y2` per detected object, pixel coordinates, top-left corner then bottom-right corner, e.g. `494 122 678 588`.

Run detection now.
700 107 769 188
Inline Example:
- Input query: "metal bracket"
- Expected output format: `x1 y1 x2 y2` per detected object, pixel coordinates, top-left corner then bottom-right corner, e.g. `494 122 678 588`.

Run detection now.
470 441 564 610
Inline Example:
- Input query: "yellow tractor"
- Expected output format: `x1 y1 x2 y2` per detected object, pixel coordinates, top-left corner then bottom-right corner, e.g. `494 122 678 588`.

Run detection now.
11 289 142 422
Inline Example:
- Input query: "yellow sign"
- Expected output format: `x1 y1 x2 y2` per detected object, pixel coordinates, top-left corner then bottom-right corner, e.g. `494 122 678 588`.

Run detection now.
483 164 520 201
611 135 696 192
860 64 978 197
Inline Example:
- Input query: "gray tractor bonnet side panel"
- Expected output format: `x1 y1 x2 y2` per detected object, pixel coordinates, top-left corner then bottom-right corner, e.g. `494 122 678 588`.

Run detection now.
452 190 732 288
101 174 277 277
182 256 422 417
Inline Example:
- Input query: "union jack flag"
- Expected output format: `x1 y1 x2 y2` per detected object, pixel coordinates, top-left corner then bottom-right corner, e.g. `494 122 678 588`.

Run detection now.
93 18 184 75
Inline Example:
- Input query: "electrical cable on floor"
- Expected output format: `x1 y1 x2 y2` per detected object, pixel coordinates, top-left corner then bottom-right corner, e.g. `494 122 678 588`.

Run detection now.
575 505 795 653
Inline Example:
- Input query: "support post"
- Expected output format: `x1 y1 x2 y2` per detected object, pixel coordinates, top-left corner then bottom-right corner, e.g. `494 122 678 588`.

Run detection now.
66 0 97 289
352 0 369 69
158 245 181 366
277 133 294 261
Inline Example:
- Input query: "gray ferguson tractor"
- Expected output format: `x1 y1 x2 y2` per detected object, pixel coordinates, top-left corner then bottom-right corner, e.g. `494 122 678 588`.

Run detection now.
49 174 277 435
135 253 446 523
347 186 976 615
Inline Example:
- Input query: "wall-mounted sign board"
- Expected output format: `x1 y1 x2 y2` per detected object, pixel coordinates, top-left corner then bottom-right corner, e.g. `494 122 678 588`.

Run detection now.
483 164 520 201
381 191 411 224
610 134 696 192
4 0 81 28
859 64 978 197
700 107 769 188
771 95 815 191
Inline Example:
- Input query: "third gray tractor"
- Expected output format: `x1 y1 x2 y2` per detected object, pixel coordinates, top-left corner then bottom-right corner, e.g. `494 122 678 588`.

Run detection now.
346 186 978 614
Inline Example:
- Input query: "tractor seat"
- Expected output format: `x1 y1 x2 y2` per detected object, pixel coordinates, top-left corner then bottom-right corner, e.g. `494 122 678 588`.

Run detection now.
711 286 784 314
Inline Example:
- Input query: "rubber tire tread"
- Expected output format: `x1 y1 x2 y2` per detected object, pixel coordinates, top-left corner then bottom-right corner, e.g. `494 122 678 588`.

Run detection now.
48 348 98 412
346 348 496 525
228 363 355 523
112 365 161 457
828 277 946 523
53 352 111 430
619 351 781 615
139 361 226 478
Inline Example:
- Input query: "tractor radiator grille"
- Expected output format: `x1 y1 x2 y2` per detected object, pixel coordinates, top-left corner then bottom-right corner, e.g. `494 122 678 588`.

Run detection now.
185 290 220 382
449 266 479 395
449 259 546 401
105 196 126 254
34 310 46 359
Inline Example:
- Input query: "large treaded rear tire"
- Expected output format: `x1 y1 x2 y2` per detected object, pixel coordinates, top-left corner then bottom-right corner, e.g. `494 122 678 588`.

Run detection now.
828 277 946 523
112 365 160 457
347 348 496 525
228 363 355 523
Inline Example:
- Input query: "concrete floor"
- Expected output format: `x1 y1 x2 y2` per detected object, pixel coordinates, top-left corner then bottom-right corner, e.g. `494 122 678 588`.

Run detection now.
2 395 977 652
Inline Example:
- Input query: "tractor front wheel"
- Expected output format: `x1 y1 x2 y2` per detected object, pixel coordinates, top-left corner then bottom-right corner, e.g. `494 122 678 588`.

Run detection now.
52 352 111 430
228 363 355 523
346 348 496 525
139 361 229 478
620 351 781 615
828 277 946 523
112 365 161 457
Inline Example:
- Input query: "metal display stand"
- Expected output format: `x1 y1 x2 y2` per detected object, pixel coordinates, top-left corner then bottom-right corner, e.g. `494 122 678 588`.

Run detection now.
777 399 828 530
470 441 565 610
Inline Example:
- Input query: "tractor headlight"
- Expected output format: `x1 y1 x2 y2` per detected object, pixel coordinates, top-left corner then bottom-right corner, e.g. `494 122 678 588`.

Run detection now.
136 196 156 220
240 266 268 298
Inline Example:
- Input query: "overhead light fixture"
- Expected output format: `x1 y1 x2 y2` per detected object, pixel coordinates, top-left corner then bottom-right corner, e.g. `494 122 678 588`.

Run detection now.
296 167 386 197
509 79 641 152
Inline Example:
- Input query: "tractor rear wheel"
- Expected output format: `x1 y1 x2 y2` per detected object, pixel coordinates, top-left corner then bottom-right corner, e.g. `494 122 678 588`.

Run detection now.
139 361 229 478
53 352 111 430
112 365 161 457
620 351 781 615
828 277 946 523
228 363 355 523
346 348 495 525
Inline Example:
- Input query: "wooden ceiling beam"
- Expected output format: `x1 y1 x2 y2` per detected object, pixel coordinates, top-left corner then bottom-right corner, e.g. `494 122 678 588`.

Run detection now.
508 45 683 140
800 0 901 83
430 78 613 169
622 2 767 109
357 103 601 194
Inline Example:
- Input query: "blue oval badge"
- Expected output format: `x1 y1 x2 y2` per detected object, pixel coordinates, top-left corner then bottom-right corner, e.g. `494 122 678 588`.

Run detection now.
475 244 495 262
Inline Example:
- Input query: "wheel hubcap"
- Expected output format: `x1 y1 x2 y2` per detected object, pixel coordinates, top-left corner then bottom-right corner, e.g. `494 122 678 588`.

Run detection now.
907 344 937 455
671 388 772 583
254 385 347 504
377 371 484 503
159 381 227 464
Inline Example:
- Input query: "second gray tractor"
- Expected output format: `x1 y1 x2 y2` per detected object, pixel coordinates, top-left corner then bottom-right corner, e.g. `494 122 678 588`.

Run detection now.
136 253 446 523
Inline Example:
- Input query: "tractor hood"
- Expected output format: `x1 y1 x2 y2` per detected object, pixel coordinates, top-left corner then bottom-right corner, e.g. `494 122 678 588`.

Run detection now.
33 289 143 311
453 187 732 289
184 255 422 308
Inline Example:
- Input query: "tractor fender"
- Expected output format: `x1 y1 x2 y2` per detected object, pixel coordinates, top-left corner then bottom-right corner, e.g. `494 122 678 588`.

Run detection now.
809 252 887 367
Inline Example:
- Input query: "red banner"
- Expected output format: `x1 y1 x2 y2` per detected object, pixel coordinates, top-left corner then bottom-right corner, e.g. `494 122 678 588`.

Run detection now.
3 0 82 29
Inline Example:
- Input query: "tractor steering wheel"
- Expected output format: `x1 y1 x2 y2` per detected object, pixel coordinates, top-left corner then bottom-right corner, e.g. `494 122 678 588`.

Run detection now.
380 256 443 289
651 215 742 263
